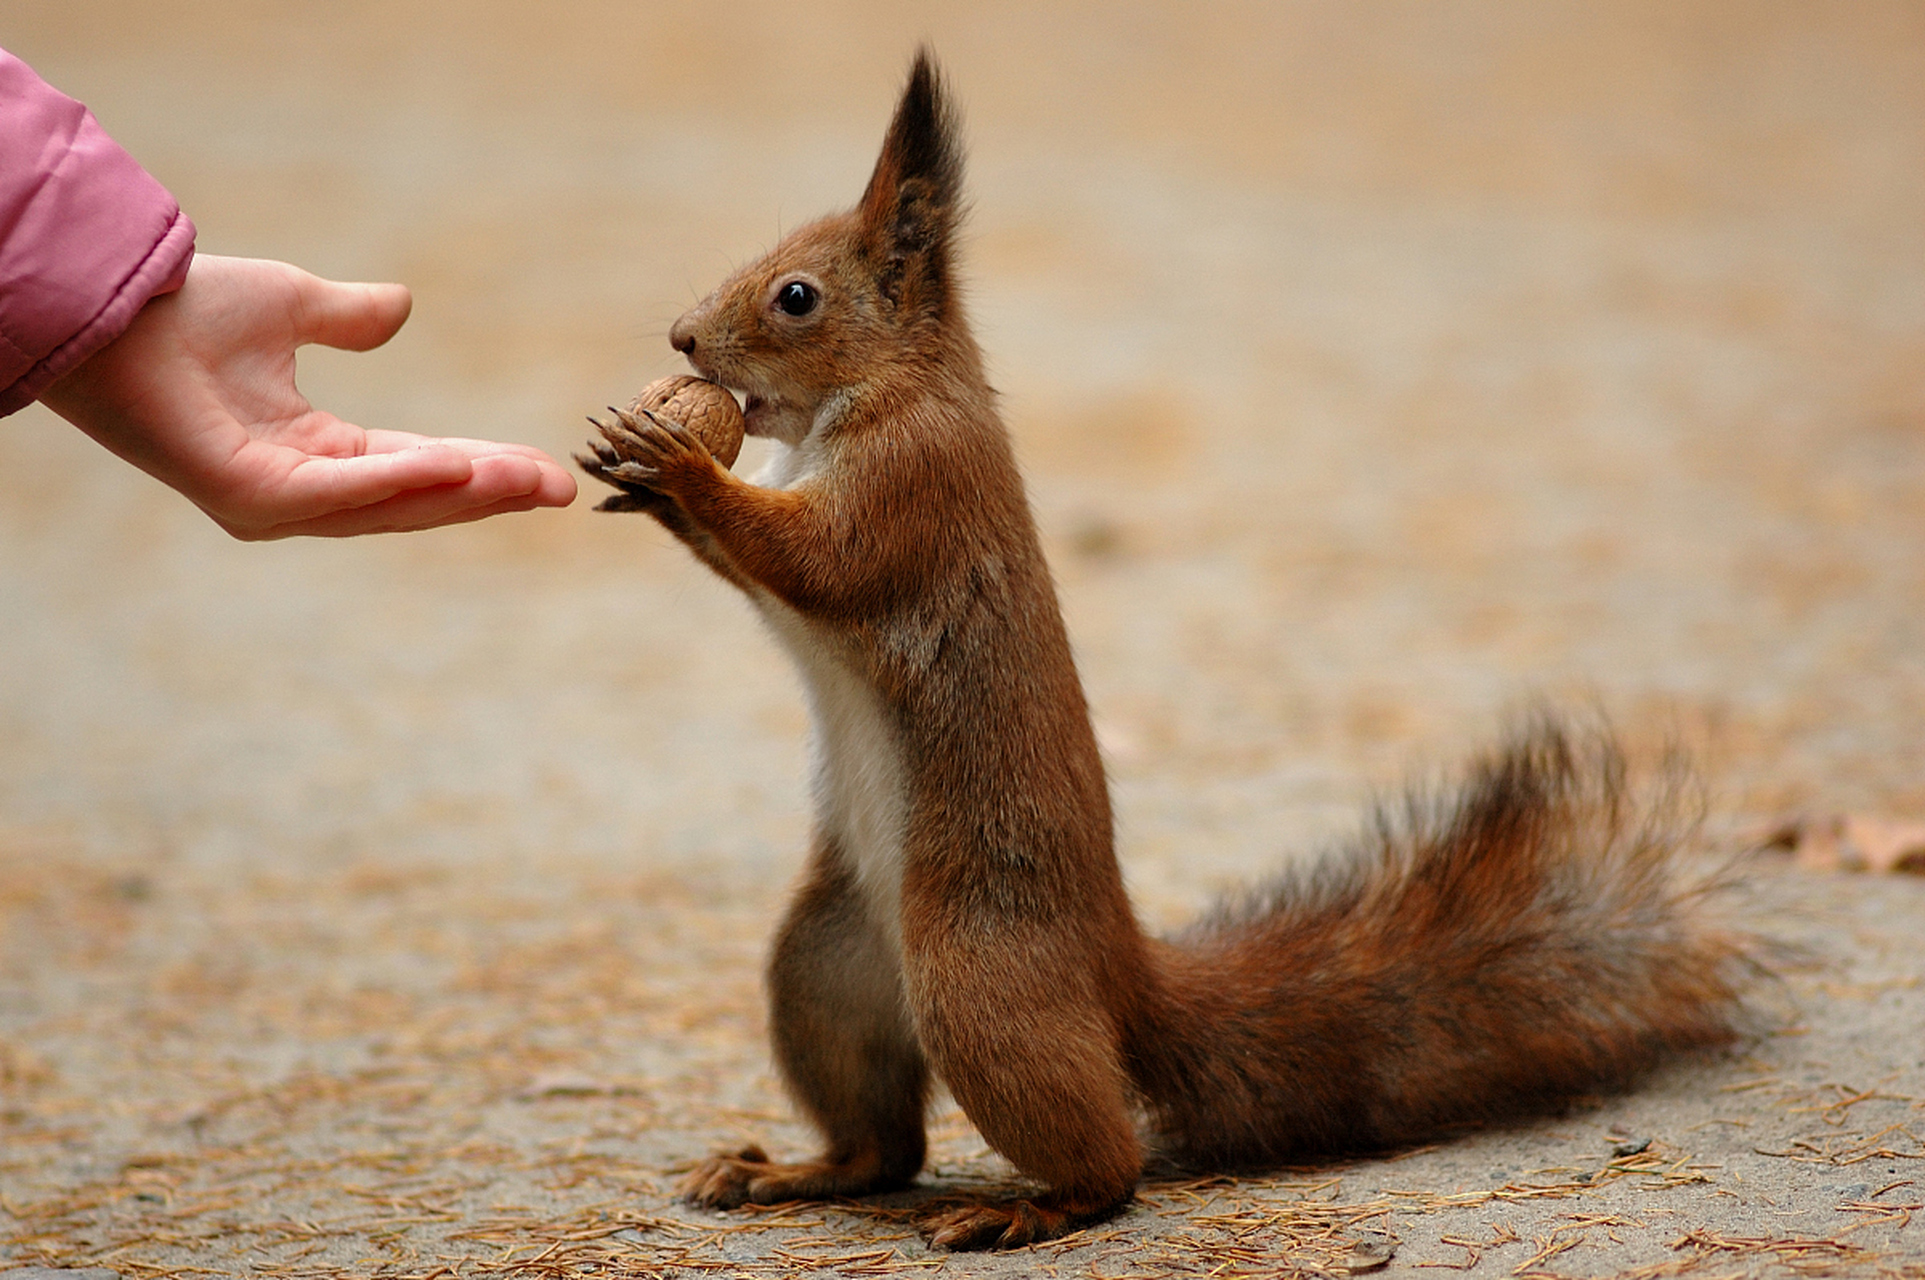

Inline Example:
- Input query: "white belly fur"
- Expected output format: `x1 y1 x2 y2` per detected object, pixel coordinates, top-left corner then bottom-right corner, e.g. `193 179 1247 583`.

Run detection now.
743 413 908 949
754 597 909 952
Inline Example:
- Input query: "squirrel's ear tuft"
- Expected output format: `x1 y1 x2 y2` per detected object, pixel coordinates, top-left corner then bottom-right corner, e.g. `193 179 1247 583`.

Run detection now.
857 47 964 315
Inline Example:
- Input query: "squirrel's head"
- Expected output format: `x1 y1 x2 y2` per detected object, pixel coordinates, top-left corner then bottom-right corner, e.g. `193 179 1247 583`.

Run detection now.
668 48 968 444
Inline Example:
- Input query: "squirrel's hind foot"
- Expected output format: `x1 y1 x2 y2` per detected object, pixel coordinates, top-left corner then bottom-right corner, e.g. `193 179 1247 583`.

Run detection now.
923 1192 1131 1251
679 1144 911 1209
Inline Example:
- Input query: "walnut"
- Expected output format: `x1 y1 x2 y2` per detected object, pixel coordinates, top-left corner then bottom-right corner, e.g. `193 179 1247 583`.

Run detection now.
629 375 745 468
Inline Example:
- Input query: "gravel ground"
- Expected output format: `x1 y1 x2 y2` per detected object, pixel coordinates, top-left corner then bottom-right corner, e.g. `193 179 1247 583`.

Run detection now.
3 3 1922 1276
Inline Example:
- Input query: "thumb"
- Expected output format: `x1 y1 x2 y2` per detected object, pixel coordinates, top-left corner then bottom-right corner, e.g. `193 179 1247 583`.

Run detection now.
294 276 413 352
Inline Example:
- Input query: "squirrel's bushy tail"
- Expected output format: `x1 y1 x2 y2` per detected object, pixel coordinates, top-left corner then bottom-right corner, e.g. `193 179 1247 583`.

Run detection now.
1124 717 1757 1167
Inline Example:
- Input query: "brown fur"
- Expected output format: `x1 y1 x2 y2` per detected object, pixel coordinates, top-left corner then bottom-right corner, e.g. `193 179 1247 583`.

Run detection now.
580 51 1755 1251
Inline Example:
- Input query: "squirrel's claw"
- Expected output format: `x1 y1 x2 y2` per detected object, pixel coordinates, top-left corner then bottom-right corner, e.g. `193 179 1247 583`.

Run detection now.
615 404 682 435
925 1201 1053 1250
571 432 622 478
617 405 705 456
578 429 621 466
575 426 652 497
923 1197 1114 1251
590 414 660 466
595 404 709 479
679 1145 773 1209
577 402 712 507
598 408 691 456
576 416 672 505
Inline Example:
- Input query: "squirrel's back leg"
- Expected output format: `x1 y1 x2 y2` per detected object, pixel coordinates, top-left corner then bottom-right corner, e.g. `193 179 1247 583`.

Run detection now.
680 834 929 1207
905 923 1142 1249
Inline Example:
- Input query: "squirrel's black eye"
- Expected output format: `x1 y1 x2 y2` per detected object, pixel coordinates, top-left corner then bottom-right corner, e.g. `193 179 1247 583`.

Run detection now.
776 280 818 316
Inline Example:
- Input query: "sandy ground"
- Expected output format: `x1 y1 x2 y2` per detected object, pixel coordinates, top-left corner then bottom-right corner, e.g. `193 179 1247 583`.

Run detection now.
3 2 1923 1275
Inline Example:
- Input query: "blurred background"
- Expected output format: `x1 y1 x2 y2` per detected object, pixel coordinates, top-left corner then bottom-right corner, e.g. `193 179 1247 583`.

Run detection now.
1 2 1922 1258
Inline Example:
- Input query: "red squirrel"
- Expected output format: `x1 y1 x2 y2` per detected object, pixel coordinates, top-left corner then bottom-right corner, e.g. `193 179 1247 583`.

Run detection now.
577 51 1755 1251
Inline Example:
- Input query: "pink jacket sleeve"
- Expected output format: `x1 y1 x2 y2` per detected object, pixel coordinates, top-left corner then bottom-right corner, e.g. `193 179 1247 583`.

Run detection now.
0 49 196 416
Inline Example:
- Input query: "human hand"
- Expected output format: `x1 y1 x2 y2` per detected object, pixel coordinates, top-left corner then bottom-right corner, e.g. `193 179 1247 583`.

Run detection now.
40 254 576 539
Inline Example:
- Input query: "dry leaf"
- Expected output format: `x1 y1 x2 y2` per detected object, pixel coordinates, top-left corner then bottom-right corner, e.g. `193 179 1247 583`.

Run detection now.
1342 1229 1398 1273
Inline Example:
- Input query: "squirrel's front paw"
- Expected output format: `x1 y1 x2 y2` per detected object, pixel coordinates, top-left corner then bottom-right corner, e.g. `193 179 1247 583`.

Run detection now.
580 406 711 495
573 431 668 512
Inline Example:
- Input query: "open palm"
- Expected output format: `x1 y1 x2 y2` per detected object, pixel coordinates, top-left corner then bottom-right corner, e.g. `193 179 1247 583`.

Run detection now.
41 254 575 538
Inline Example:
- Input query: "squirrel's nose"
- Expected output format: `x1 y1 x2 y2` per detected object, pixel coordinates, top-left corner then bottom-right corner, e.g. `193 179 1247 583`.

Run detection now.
669 317 696 355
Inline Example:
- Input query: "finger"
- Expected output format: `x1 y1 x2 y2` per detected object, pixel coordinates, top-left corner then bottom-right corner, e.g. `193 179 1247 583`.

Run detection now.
525 455 578 506
360 434 580 503
237 452 572 537
293 275 413 352
362 430 570 462
215 444 479 536
241 487 557 539
452 450 575 507
316 442 480 499
221 450 574 539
